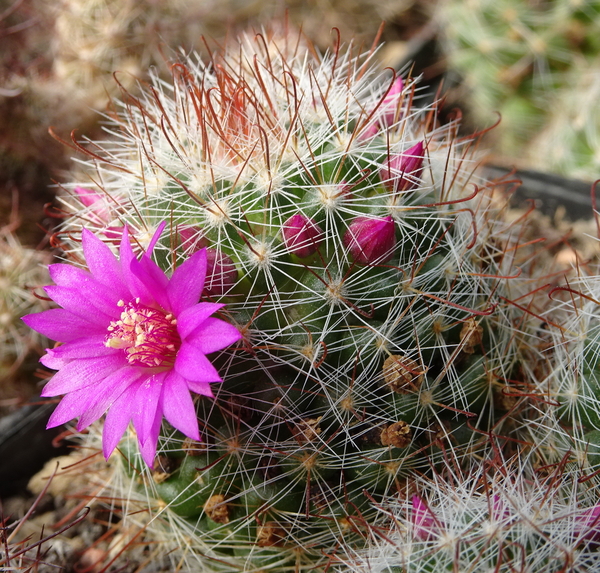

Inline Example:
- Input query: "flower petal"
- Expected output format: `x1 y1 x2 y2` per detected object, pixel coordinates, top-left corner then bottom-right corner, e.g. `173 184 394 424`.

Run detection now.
119 227 153 304
131 372 165 449
177 302 225 340
76 366 143 429
187 380 216 397
145 221 167 257
139 406 163 468
23 309 107 343
174 342 223 383
168 249 207 315
40 336 116 370
41 353 127 397
102 382 139 459
40 349 70 370
41 335 116 363
186 317 242 354
162 370 200 440
44 285 114 323
49 263 129 305
130 256 170 311
82 228 124 288
46 387 95 428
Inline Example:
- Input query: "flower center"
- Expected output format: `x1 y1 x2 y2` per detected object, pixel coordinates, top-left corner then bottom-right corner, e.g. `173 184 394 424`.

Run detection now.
105 299 180 368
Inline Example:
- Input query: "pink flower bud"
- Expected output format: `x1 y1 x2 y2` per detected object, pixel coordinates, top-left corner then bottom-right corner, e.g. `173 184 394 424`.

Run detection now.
358 77 405 140
411 495 437 541
358 120 380 141
282 214 324 258
343 216 396 265
204 249 238 297
177 225 207 253
574 505 600 543
74 187 124 241
380 76 404 126
74 186 110 223
490 494 511 523
380 141 425 192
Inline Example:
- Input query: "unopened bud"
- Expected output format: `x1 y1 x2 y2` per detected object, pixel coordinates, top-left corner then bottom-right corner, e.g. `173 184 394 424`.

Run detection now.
380 141 425 192
343 216 396 264
282 214 324 258
358 76 405 139
204 249 238 296
74 187 123 240
380 76 404 126
575 504 600 542
178 225 207 253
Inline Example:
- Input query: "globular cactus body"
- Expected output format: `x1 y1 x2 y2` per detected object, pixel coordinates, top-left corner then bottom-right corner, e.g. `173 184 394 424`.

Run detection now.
55 32 527 572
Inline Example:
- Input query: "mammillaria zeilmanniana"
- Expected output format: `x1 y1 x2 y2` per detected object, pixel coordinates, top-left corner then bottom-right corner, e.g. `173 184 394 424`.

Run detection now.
31 30 552 572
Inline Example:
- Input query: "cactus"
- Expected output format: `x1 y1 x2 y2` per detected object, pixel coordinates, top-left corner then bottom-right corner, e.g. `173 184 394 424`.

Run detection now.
437 0 600 179
27 30 546 572
349 452 600 572
0 225 50 384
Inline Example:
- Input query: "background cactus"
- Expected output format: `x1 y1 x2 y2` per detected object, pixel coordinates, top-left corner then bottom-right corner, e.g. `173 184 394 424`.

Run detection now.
0 222 50 395
437 0 600 180
41 29 550 572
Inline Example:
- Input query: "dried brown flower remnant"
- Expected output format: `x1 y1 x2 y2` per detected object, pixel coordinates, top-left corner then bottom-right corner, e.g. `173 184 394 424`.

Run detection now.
204 494 230 524
257 521 286 547
460 318 484 354
380 421 412 448
383 355 425 393
291 417 323 445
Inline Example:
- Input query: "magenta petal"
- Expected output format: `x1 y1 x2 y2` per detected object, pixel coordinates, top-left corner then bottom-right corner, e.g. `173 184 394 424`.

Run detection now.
82 228 124 288
46 387 94 428
358 120 379 140
41 335 116 362
168 249 207 315
139 406 163 468
41 353 127 397
40 349 70 370
187 380 216 397
162 371 200 440
23 309 106 343
145 221 167 257
177 302 225 340
131 373 165 447
102 382 138 459
40 337 117 370
76 367 142 429
44 285 114 323
186 317 242 354
130 256 170 311
119 227 151 303
49 264 129 305
175 342 222 383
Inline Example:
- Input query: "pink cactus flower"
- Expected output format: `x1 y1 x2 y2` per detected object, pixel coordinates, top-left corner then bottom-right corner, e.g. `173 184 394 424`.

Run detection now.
343 216 397 265
282 214 324 258
411 495 438 541
74 187 124 240
22 223 241 468
380 141 425 192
